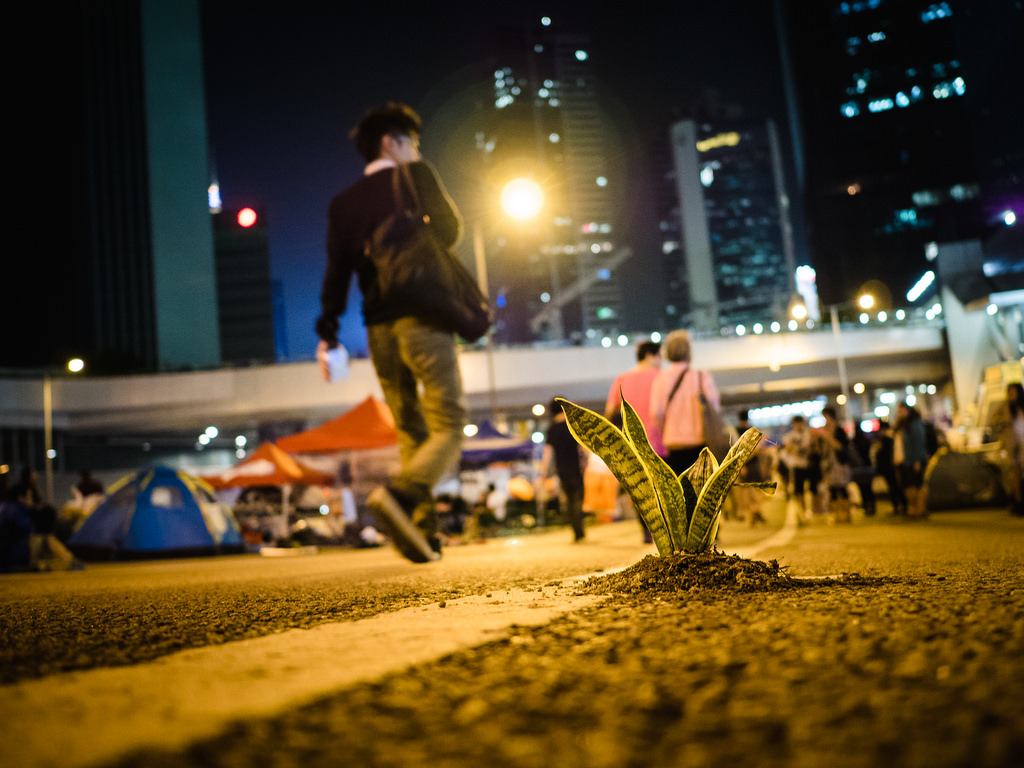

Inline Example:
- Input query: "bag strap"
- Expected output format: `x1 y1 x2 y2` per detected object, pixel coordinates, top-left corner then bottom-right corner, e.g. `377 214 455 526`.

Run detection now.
393 164 423 215
667 365 690 404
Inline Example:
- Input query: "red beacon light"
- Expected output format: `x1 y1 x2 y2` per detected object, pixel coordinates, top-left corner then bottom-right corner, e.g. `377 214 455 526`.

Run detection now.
237 207 258 228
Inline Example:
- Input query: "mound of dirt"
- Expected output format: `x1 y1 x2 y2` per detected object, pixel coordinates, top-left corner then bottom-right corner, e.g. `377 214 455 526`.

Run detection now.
577 551 796 596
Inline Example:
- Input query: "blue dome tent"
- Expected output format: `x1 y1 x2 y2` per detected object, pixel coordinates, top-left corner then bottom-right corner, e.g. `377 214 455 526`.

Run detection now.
460 421 536 467
68 466 243 559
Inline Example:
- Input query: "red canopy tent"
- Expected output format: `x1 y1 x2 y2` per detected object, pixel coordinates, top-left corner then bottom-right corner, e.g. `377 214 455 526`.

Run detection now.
276 396 398 453
200 441 336 490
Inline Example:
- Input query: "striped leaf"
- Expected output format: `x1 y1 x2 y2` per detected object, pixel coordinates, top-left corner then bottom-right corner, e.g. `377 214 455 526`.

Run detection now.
685 428 766 552
621 398 687 550
556 399 674 554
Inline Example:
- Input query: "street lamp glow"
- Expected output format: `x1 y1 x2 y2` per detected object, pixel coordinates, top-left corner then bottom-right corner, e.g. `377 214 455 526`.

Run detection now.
858 294 874 310
500 178 544 220
67 358 85 373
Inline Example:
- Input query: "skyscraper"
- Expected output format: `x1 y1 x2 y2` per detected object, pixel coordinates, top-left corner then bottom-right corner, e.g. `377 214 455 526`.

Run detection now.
442 16 630 345
8 0 219 373
778 0 1022 308
662 116 799 333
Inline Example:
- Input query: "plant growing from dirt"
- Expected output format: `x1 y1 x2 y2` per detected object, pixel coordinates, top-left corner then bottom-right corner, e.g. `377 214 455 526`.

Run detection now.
556 397 775 555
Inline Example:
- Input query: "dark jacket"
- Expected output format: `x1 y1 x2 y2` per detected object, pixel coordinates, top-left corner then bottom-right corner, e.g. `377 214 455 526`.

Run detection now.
316 161 461 341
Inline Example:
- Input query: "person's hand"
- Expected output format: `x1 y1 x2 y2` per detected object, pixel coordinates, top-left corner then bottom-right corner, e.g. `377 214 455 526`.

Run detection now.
316 340 332 382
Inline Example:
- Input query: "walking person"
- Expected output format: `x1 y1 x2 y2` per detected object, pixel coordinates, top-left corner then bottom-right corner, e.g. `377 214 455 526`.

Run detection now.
315 102 466 563
993 382 1024 516
894 401 929 519
821 407 852 523
542 398 589 542
875 420 904 515
649 330 721 476
605 339 664 542
780 415 813 518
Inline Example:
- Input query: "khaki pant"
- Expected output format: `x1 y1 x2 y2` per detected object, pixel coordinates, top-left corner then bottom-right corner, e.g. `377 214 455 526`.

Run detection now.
367 317 467 492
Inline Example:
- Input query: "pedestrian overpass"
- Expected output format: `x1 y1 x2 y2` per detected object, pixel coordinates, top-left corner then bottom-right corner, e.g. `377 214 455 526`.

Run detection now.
1 319 950 447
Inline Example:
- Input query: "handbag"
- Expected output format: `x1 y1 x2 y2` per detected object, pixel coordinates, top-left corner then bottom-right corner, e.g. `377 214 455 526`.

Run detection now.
698 370 732 461
365 165 493 342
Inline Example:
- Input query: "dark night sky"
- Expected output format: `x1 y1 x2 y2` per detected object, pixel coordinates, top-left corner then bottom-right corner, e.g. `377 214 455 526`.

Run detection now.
199 1 788 360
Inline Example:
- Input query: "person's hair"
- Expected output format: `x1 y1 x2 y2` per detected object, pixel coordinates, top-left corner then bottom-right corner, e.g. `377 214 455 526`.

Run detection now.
737 410 749 423
350 102 422 163
791 415 805 425
822 406 837 420
664 330 691 363
636 340 661 362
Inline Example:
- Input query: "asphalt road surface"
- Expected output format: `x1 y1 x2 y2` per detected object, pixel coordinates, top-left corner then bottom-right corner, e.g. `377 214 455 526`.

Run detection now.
2 502 1022 768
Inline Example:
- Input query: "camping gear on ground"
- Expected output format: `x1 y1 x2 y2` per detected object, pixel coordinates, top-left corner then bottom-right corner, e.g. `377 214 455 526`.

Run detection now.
276 396 398 453
68 467 242 559
365 164 492 342
925 447 1010 510
460 421 536 467
200 442 337 547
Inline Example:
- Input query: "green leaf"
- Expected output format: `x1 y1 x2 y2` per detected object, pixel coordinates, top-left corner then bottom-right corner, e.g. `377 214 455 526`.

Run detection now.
685 429 766 552
682 448 718 493
620 398 686 550
556 399 674 554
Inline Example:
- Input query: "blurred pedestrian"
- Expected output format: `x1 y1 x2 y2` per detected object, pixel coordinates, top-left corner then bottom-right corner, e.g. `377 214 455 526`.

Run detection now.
875 420 904 514
894 401 929 518
605 339 665 454
649 330 721 476
780 415 813 517
851 424 877 516
315 102 466 563
993 382 1024 516
821 407 852 523
605 338 664 542
542 398 588 542
733 410 766 525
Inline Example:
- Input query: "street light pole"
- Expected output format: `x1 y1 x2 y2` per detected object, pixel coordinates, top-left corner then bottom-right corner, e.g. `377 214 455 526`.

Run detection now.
43 373 54 503
473 222 498 417
830 304 851 423
42 358 85 503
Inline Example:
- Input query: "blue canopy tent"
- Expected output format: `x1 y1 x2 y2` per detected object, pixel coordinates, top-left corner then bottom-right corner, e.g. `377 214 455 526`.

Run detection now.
68 466 243 560
460 421 536 467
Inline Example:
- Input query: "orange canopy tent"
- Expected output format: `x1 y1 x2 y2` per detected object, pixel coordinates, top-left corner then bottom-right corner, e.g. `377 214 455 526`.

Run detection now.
200 441 336 490
276 396 398 453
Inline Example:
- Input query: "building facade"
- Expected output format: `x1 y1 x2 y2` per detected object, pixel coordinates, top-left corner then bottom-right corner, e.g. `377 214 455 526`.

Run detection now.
451 16 629 345
778 0 1022 308
663 118 798 333
8 0 219 374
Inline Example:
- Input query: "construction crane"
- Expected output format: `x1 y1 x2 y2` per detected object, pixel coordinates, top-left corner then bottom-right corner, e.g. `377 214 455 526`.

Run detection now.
529 247 634 334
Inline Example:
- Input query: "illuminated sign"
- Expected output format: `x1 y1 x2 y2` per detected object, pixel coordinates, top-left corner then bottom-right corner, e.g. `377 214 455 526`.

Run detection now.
696 132 741 152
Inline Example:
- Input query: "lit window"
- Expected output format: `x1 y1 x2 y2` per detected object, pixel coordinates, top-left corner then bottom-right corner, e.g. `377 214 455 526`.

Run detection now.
868 31 886 42
895 91 910 107
841 101 860 118
575 49 588 61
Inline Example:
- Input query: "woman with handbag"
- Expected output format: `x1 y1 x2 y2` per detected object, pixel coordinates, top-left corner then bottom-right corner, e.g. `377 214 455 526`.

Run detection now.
649 330 722 476
315 102 469 564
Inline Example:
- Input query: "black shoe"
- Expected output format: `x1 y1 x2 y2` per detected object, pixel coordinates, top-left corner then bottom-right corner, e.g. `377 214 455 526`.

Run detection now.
368 486 440 563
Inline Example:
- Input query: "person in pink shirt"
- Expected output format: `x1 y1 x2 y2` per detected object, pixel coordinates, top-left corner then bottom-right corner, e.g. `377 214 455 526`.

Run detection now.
605 339 664 543
605 340 666 457
650 330 721 475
